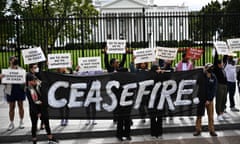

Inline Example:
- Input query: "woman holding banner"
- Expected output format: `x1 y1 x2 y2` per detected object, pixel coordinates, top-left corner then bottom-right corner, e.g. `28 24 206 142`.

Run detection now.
4 56 25 131
26 74 58 144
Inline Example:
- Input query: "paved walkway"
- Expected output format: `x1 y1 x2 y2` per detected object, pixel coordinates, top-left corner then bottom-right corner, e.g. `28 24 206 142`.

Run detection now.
0 84 240 143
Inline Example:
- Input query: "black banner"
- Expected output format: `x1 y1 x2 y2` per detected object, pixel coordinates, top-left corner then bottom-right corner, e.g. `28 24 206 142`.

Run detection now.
40 69 205 119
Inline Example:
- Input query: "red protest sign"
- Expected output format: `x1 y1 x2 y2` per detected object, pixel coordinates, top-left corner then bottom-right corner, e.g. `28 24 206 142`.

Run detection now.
186 48 204 60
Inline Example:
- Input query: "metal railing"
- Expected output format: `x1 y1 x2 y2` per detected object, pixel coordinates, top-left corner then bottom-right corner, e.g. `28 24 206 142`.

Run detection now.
1 12 240 70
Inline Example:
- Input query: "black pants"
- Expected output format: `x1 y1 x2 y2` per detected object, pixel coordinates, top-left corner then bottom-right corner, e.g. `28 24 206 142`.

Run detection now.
30 111 51 138
86 103 96 120
150 115 163 137
116 116 131 138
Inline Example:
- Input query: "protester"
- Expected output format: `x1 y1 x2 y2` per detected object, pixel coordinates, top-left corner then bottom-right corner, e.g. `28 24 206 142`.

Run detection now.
56 67 72 126
148 65 164 138
28 63 45 130
104 43 127 124
26 74 58 144
224 53 240 112
130 60 149 123
213 53 229 121
74 65 104 125
193 63 217 137
175 52 193 71
4 56 25 130
103 43 131 141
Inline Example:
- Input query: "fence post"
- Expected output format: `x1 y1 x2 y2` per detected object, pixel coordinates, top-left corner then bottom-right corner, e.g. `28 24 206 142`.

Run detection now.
81 15 85 57
16 17 21 66
202 14 206 66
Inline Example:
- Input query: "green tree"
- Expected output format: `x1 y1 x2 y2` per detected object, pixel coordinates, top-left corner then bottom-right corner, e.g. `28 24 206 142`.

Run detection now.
0 0 16 46
222 0 240 38
191 1 223 41
7 0 98 50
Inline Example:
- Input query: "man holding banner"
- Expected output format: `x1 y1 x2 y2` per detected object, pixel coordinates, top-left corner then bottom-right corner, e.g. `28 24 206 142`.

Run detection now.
193 63 217 137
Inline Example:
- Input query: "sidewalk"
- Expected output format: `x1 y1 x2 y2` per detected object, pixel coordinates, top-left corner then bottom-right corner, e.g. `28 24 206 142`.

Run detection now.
0 85 240 143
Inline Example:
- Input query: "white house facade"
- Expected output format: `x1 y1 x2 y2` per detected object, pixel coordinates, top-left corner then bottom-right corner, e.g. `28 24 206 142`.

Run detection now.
92 0 189 48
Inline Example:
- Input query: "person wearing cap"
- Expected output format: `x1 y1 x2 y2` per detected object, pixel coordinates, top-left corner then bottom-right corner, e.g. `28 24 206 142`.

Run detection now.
224 53 240 112
26 73 58 144
193 63 218 137
4 56 25 131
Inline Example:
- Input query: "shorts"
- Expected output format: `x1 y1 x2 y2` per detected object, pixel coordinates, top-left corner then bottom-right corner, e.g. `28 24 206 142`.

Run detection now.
6 84 26 102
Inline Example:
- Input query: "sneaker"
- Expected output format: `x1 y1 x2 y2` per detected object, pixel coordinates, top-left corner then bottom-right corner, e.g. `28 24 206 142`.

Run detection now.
92 120 97 125
48 138 58 144
217 115 224 121
19 121 24 129
7 123 14 131
222 113 230 119
193 131 201 136
210 131 218 136
40 124 45 130
85 120 91 126
126 136 132 140
60 119 65 126
231 107 240 112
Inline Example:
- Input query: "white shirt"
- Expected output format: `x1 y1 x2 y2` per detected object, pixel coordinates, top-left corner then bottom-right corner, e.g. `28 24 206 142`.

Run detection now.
224 59 238 82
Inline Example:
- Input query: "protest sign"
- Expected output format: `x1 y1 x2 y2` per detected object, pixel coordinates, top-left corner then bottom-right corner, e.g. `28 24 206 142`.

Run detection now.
21 47 46 64
106 39 126 54
48 53 72 69
214 41 229 55
155 47 178 60
186 48 204 60
78 57 102 72
1 69 26 84
227 38 240 52
133 48 156 64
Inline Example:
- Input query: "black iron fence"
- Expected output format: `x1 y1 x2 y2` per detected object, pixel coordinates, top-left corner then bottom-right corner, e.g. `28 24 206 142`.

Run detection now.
1 12 240 70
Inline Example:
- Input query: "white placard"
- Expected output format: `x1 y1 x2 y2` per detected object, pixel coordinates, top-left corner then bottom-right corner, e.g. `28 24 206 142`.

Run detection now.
78 57 102 72
47 53 72 69
155 47 178 60
133 48 156 64
21 47 46 64
1 69 26 84
106 39 126 54
227 38 240 52
214 41 229 55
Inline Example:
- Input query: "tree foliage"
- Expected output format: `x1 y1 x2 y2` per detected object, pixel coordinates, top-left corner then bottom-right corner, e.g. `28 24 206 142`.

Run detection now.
5 0 99 48
222 0 240 38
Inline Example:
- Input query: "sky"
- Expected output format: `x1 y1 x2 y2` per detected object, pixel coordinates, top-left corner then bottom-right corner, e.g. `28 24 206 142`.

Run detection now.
154 0 224 11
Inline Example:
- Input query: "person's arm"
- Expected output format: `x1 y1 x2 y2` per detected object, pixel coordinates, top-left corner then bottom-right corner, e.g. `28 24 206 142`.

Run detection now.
104 52 111 71
119 53 126 68
213 50 218 66
129 62 136 72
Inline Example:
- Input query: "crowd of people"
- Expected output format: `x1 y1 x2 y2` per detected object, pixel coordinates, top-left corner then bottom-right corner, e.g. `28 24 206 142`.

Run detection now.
0 48 240 143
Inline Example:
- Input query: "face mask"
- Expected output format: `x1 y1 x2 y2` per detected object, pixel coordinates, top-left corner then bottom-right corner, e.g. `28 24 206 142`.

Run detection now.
34 67 39 73
13 59 18 65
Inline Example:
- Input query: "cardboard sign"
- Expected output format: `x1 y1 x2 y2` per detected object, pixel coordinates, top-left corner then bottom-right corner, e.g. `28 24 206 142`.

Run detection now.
1 69 26 84
214 41 229 55
186 48 204 60
48 53 72 69
133 48 156 64
107 39 126 54
227 38 240 52
78 57 102 72
21 47 46 64
155 47 178 60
